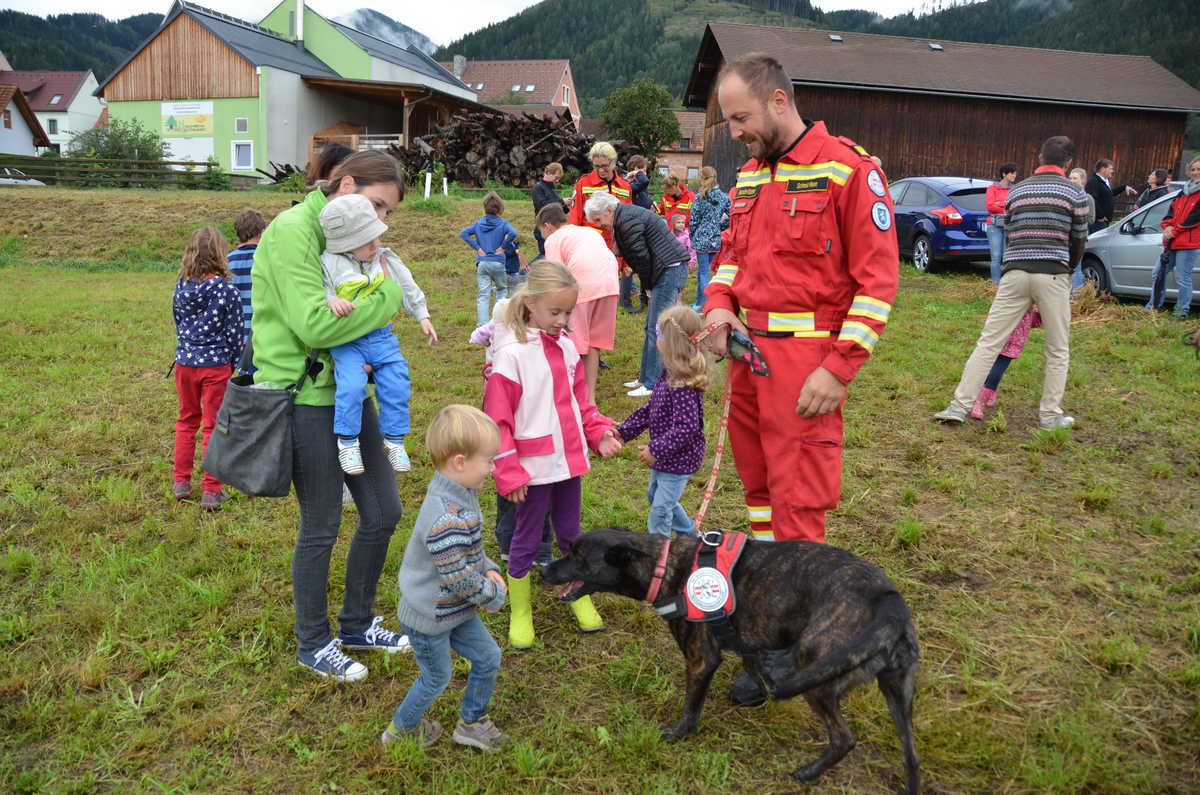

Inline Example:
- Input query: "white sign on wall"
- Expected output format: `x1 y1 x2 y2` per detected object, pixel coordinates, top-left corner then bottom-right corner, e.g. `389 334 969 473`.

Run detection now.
161 101 214 135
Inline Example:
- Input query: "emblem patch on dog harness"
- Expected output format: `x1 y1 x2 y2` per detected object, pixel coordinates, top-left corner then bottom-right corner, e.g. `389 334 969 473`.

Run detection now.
686 567 731 613
871 201 892 231
867 170 886 197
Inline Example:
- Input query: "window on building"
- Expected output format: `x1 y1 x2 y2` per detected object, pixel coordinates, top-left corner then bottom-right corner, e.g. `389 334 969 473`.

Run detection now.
2 110 10 129
232 141 253 170
524 84 535 91
476 82 484 90
688 167 699 180
562 86 570 105
658 166 669 177
680 138 690 150
47 119 58 134
234 117 248 134
49 94 62 105
512 84 521 92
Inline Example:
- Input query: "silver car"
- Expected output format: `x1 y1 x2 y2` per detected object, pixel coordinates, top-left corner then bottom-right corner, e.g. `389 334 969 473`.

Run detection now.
0 167 45 186
1082 188 1197 304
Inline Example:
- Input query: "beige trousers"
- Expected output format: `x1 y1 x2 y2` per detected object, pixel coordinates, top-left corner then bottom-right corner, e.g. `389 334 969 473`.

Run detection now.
950 269 1071 424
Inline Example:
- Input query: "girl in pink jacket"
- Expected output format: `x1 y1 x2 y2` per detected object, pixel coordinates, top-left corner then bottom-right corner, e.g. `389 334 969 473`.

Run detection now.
483 260 623 649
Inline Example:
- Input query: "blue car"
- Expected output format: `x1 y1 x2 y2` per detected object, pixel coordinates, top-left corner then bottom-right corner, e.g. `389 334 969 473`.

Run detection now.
889 177 992 273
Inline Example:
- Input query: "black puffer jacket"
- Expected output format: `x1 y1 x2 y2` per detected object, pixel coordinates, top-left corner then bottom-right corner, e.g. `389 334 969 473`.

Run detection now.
611 203 688 290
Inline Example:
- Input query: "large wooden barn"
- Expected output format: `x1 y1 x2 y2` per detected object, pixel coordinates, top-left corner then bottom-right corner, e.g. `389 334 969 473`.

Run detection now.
684 23 1200 192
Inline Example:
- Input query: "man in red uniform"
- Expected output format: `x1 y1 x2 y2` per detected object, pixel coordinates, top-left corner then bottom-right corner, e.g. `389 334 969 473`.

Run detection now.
654 174 695 227
702 51 899 706
569 142 638 311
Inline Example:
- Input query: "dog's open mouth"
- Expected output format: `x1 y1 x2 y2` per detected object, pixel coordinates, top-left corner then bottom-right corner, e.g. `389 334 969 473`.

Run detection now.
558 580 585 601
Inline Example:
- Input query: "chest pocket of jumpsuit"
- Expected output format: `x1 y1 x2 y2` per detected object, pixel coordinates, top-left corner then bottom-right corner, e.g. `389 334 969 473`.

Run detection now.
728 198 755 260
778 191 833 256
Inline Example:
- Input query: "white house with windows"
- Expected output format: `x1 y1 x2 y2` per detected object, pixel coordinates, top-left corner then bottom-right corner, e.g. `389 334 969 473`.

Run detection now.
0 69 104 152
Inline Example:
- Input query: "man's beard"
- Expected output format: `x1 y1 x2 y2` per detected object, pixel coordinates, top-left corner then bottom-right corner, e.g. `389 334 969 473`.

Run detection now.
746 119 786 161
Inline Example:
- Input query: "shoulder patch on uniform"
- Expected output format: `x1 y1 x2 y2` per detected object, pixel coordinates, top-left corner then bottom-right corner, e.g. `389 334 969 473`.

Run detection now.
871 201 892 231
837 135 870 158
734 184 761 199
867 170 886 197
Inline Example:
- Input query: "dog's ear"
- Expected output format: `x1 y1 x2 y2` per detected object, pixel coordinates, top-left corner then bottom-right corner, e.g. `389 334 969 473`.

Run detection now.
604 543 647 568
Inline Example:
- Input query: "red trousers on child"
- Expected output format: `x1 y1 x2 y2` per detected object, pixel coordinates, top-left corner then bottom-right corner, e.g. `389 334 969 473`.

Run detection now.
174 363 231 494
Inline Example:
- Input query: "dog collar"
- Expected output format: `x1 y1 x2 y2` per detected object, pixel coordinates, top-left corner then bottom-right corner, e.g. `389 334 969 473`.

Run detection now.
644 537 672 604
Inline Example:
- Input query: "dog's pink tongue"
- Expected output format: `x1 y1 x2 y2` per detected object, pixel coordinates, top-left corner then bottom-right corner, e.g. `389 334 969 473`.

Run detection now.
559 580 583 599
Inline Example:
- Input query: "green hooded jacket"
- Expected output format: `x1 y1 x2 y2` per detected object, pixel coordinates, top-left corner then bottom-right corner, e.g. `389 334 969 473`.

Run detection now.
250 189 402 406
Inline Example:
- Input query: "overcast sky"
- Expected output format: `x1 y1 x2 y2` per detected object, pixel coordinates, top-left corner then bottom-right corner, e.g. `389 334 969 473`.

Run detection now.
1 0 923 47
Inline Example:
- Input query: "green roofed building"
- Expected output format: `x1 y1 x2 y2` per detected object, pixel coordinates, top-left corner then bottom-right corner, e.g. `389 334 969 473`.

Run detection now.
96 0 484 179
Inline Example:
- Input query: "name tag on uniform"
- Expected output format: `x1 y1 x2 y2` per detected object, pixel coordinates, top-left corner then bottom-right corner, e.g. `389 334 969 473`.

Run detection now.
784 177 828 193
734 184 761 199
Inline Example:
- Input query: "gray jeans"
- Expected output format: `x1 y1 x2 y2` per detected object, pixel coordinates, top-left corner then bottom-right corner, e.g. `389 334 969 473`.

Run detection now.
291 400 402 653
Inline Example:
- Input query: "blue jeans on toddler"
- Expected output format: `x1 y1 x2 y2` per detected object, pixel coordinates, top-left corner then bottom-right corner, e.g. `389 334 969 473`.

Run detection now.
648 469 697 537
392 615 501 731
477 260 509 325
330 326 410 439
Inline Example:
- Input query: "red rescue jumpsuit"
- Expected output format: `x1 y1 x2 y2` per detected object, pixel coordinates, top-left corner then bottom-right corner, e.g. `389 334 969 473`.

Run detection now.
703 122 899 542
656 185 695 228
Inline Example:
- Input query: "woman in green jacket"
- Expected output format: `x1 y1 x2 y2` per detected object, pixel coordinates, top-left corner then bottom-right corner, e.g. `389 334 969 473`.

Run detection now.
252 151 410 681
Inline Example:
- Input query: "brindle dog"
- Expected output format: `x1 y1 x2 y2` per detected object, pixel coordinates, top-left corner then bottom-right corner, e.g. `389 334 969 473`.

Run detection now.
543 528 920 793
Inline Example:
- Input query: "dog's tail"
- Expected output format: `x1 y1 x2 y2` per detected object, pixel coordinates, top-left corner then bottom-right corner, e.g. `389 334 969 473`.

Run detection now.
770 590 910 700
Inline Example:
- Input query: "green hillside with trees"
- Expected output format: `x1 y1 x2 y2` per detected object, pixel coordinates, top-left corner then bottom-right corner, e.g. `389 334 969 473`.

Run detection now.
0 11 160 81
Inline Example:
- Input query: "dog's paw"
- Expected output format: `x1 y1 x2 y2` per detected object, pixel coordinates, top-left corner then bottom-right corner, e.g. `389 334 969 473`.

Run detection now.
790 762 826 783
660 722 693 741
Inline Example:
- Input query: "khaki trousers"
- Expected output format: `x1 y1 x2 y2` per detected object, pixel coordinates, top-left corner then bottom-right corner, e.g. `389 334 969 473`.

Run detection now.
950 270 1071 424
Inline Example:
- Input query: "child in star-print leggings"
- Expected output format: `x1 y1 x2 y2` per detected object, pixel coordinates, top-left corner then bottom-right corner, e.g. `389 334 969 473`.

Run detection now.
171 227 243 509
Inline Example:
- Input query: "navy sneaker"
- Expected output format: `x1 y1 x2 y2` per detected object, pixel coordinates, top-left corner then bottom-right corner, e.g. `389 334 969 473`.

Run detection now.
298 639 367 682
340 616 411 654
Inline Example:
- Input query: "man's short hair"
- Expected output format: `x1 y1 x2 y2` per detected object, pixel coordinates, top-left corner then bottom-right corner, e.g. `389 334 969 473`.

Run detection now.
1094 158 1114 173
544 162 563 177
1040 136 1076 168
425 404 499 468
1153 168 1169 184
717 52 794 106
536 202 568 228
999 162 1018 178
233 208 267 242
627 154 647 170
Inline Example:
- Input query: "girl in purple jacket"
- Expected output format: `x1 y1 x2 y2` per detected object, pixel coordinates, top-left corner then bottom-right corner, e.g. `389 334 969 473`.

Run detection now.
616 305 710 537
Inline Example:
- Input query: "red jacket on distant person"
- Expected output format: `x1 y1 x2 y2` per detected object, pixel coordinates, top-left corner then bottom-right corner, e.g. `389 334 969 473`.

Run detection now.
1162 189 1200 250
656 185 695 227
985 183 1010 225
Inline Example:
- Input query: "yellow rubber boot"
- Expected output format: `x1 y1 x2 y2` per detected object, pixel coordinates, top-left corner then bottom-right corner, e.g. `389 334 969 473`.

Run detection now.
569 595 604 633
506 573 535 649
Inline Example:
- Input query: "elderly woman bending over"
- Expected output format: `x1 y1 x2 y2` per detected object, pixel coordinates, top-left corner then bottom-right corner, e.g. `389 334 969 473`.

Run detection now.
585 190 690 397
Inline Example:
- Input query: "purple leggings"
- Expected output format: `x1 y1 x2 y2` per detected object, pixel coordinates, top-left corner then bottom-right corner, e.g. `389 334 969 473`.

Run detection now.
509 477 581 578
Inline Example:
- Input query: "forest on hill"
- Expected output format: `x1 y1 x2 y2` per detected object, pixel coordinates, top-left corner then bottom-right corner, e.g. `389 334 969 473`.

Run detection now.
0 11 161 81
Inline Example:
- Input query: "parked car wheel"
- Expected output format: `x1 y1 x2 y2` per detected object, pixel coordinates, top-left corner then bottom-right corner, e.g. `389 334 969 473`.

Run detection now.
1080 255 1110 294
911 234 937 273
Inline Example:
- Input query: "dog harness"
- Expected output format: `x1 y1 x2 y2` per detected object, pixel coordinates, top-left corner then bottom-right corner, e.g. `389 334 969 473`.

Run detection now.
648 531 751 652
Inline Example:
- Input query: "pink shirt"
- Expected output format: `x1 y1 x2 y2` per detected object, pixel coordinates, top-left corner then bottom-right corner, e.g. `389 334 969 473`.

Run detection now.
544 224 620 304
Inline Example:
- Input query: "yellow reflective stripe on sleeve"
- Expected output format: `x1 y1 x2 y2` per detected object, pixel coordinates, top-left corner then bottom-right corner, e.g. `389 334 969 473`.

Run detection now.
752 531 776 541
766 312 816 333
677 201 692 209
839 320 880 352
774 161 854 186
710 263 739 287
612 188 631 198
747 505 772 522
736 168 770 187
848 295 892 323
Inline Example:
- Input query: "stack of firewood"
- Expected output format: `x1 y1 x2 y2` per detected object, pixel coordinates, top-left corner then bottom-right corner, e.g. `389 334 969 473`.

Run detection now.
256 161 302 183
388 108 629 188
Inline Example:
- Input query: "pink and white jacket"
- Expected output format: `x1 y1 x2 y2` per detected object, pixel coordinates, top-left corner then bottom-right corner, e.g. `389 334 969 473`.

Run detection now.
483 323 614 496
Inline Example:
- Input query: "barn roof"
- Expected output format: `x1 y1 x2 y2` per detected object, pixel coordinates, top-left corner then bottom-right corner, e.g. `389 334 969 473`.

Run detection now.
685 22 1200 113
0 70 91 111
97 1 337 93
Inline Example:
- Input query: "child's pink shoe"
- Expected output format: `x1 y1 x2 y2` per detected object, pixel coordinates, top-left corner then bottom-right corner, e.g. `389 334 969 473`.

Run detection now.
970 396 985 420
982 387 998 407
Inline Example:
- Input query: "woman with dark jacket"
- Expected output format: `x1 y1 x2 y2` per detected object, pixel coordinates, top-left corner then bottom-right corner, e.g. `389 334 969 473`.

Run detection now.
687 166 731 310
586 190 689 396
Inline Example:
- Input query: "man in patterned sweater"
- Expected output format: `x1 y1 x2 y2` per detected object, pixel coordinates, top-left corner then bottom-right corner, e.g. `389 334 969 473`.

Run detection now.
935 135 1089 431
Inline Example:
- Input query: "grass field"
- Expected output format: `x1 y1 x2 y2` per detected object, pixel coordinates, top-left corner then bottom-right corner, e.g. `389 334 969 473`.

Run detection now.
1 187 1198 793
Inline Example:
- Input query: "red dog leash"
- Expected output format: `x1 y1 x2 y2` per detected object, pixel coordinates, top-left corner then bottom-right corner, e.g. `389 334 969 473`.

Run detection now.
688 321 737 534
